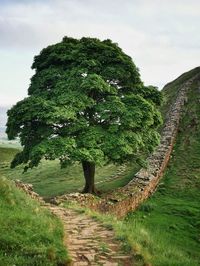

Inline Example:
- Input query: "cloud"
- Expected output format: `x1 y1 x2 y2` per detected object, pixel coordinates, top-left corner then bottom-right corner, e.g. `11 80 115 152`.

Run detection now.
0 0 199 105
1 0 199 50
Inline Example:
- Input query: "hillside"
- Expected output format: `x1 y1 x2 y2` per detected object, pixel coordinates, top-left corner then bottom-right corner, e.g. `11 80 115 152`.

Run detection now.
0 177 70 265
161 67 200 117
65 67 200 266
120 67 200 265
41 67 200 266
0 146 139 198
0 67 199 266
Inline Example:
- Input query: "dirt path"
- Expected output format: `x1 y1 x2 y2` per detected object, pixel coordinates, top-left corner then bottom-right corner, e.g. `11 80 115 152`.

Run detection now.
49 205 133 266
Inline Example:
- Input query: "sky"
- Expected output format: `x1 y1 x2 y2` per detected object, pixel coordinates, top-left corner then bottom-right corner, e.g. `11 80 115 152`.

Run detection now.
0 0 200 108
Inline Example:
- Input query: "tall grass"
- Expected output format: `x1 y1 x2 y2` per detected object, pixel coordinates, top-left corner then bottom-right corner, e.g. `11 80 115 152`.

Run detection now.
66 72 200 266
0 176 70 265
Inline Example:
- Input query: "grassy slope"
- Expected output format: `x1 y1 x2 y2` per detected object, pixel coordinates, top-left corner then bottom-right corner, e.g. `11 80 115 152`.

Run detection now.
0 147 139 198
123 69 200 265
160 66 200 116
1 67 199 265
0 177 70 266
72 68 200 266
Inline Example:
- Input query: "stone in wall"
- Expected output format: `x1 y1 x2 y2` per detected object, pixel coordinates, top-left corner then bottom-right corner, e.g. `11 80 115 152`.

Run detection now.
95 74 199 217
14 180 45 203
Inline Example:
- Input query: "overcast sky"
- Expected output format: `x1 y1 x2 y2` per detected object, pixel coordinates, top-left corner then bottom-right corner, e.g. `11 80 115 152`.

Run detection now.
0 0 199 107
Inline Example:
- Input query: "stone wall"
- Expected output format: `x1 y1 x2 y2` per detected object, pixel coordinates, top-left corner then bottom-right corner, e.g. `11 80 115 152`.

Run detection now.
14 179 45 203
96 74 199 217
17 74 199 218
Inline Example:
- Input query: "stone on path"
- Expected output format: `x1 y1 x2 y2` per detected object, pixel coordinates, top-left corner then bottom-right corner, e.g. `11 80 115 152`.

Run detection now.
49 205 133 266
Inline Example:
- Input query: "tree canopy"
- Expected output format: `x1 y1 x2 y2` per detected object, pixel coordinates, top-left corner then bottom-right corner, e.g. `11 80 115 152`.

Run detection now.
6 37 162 193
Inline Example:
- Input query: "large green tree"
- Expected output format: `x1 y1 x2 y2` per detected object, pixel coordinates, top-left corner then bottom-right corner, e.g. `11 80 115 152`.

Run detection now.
6 37 162 194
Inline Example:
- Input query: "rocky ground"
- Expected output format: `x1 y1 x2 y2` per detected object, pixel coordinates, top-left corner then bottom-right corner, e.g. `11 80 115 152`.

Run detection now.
48 205 133 266
14 181 133 265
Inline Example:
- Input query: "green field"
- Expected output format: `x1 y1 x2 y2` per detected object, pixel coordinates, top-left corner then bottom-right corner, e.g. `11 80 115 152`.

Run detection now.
0 146 140 199
0 176 70 265
0 68 199 265
72 71 200 266
124 80 200 265
117 72 200 265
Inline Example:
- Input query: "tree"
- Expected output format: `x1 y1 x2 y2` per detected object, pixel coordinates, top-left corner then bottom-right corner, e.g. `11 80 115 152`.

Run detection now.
6 37 162 194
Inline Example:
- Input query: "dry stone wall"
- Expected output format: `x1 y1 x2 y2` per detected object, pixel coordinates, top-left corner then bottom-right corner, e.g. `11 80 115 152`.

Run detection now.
15 74 199 219
14 179 45 203
96 75 198 217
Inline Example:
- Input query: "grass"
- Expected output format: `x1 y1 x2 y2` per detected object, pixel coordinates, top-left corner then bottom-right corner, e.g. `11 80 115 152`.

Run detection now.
0 146 139 199
0 176 70 266
124 72 200 265
0 67 199 265
0 139 21 149
160 66 200 117
123 74 200 266
63 72 200 266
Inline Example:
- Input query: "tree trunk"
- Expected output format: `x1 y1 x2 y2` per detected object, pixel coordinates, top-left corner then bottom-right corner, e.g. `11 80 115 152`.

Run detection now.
81 161 97 194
